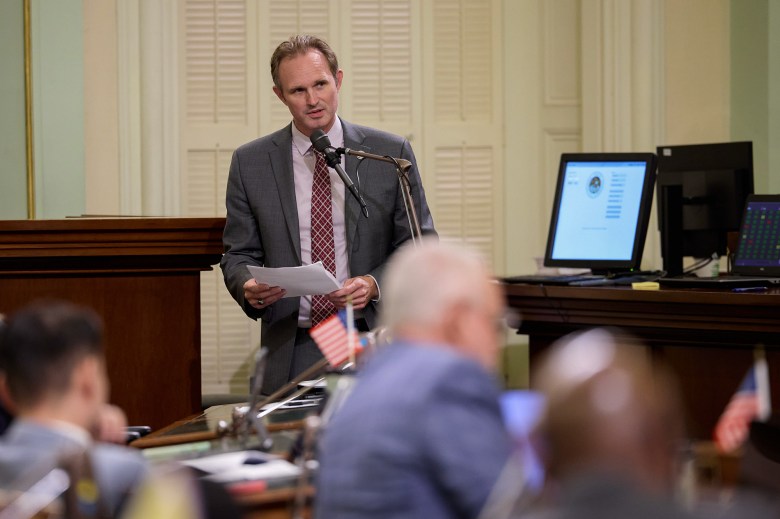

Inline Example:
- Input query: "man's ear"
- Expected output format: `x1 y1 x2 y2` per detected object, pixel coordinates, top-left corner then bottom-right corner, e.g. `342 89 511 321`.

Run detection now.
441 302 467 350
335 69 344 90
72 356 101 404
0 373 18 415
273 85 287 105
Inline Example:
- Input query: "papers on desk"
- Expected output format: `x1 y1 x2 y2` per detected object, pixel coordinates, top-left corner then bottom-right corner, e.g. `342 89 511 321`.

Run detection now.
247 262 341 297
181 450 301 485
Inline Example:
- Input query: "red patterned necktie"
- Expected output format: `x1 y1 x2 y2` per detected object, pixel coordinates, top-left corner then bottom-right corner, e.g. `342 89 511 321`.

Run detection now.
310 150 337 325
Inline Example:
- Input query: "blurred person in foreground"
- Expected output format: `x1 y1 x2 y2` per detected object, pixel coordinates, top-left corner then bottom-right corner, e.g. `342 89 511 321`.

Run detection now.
0 300 147 517
1 312 128 442
516 327 695 519
0 315 11 435
315 240 514 519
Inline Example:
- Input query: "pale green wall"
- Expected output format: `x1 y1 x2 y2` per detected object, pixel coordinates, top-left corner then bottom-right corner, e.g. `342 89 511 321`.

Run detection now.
770 2 780 194
730 0 773 193
0 1 28 219
30 0 85 219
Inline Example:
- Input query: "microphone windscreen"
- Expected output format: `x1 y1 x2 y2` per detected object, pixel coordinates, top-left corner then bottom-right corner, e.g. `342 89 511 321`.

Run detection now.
310 129 331 153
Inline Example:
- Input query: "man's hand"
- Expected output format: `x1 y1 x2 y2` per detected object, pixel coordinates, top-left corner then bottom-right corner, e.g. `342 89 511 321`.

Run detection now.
244 279 286 309
93 404 128 444
327 276 377 310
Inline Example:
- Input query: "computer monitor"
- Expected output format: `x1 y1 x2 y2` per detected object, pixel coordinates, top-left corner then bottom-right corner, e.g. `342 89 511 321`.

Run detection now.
543 153 658 274
656 141 754 276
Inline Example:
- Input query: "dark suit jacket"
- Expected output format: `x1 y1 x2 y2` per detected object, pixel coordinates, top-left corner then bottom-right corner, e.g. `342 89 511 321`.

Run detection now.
315 342 512 519
0 420 147 516
516 473 699 519
220 118 436 393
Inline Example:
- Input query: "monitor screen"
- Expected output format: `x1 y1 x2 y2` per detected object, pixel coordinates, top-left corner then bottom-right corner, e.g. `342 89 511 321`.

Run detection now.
499 390 546 494
656 141 754 266
733 195 780 271
544 153 658 273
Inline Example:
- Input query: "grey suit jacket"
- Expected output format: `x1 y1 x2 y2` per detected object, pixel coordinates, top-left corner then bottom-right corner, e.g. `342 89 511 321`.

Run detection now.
315 342 513 519
0 420 148 516
220 118 436 393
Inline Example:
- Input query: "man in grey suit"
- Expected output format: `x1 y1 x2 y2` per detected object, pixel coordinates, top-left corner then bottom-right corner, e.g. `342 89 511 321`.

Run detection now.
0 301 147 517
221 34 436 394
315 241 514 519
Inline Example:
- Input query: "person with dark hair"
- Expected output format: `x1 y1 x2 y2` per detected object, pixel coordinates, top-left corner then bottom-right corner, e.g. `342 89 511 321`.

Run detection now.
0 300 147 517
220 34 436 395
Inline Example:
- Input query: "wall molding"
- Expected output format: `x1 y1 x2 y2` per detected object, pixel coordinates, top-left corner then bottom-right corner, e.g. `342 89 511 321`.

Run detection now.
140 0 180 216
581 0 664 152
117 0 180 216
580 0 664 267
117 0 143 215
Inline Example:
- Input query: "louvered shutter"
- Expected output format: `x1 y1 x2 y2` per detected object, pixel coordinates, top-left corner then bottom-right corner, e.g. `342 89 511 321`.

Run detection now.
434 145 495 261
350 0 414 125
424 0 503 270
182 0 258 395
266 0 331 129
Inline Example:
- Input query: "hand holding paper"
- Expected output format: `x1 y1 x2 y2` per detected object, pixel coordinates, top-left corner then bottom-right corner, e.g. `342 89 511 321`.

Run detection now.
247 262 341 298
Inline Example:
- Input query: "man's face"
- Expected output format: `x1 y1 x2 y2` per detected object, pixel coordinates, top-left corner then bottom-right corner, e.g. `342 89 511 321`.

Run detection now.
449 278 505 372
273 50 343 137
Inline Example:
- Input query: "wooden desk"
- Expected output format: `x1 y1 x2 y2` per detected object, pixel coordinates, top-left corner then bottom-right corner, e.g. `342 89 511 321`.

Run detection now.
0 218 225 430
504 283 780 438
131 404 311 519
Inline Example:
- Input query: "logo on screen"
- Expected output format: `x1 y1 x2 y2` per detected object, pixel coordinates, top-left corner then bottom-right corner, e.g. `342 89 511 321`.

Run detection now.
587 173 604 198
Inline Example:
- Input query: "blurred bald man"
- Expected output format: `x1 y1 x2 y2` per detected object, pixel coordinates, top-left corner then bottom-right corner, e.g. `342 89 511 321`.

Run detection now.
315 240 513 519
521 327 694 519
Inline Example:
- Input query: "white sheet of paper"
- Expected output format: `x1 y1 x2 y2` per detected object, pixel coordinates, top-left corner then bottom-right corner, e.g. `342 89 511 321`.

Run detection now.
181 450 276 474
181 450 301 483
247 262 341 297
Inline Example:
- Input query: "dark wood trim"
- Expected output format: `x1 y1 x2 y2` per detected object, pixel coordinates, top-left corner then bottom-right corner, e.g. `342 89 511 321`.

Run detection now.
504 283 780 439
0 218 226 430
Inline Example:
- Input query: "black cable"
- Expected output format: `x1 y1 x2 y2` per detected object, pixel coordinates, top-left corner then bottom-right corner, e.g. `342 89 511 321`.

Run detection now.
682 256 714 275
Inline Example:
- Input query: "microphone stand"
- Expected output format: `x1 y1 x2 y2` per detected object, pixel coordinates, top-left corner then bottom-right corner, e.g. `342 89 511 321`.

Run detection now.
337 147 423 245
292 415 321 519
233 347 273 450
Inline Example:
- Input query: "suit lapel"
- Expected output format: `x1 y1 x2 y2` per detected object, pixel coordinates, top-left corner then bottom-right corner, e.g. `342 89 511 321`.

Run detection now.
270 126 302 263
342 120 369 254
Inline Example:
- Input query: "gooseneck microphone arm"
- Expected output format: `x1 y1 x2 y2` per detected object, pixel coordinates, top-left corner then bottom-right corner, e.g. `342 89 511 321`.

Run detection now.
337 147 413 174
310 130 369 218
336 147 423 245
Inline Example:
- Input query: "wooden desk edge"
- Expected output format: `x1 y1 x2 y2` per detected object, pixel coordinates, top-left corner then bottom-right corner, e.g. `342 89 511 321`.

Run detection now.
130 417 305 449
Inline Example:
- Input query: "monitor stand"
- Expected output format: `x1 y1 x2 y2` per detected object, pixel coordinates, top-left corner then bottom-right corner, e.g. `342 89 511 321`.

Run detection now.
660 184 684 277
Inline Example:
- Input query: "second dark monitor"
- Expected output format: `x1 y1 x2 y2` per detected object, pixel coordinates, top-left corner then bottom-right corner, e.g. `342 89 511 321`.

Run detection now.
656 141 754 275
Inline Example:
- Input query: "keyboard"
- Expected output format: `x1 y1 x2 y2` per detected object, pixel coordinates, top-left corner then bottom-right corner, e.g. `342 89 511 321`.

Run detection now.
503 271 663 287
658 275 780 289
568 273 662 286
502 274 606 286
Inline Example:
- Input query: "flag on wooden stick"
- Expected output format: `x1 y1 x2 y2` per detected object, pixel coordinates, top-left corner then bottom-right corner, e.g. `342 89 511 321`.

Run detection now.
713 346 772 453
309 308 360 368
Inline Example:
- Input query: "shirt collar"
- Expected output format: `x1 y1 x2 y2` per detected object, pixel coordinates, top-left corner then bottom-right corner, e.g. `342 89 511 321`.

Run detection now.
291 117 344 157
18 417 92 448
48 419 93 447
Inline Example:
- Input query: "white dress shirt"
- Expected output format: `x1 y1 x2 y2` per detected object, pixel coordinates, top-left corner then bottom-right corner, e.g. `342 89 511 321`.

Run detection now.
291 119 349 327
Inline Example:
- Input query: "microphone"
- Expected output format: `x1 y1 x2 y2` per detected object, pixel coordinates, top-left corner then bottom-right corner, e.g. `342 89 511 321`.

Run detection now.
242 346 272 450
310 129 369 218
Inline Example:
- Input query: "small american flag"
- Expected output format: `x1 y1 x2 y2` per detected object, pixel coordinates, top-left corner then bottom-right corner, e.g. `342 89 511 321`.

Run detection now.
309 309 359 367
713 349 771 453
